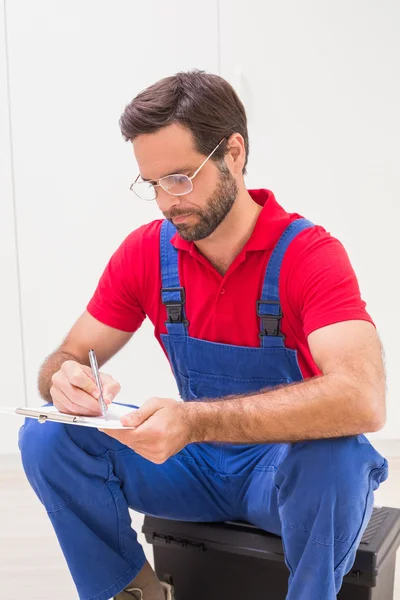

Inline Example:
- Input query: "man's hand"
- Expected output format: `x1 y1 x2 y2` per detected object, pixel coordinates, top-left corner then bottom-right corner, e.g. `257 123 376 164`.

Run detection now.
50 360 121 416
100 397 193 464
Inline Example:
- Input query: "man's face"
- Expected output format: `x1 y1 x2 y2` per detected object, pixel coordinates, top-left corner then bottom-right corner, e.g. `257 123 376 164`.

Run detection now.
133 123 238 241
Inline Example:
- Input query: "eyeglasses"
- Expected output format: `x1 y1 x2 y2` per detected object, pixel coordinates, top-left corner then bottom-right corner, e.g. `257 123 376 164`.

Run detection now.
130 137 226 201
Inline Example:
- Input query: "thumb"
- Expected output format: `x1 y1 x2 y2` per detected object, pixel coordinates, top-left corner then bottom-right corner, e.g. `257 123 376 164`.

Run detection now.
120 397 163 427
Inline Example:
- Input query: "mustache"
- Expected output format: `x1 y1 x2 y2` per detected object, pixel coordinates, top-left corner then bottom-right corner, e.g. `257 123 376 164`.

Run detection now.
164 209 199 219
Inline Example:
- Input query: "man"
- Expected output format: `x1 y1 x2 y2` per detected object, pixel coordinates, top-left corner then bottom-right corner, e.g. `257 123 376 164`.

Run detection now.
19 70 388 600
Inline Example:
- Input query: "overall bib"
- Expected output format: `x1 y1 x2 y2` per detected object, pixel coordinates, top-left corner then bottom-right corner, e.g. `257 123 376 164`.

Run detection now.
19 218 388 600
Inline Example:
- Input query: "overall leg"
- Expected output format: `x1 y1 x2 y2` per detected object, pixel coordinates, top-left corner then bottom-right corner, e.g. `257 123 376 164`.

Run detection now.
239 436 388 600
19 418 232 600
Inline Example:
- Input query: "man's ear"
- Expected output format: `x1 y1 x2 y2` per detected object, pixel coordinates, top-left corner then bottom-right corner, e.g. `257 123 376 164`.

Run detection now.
225 133 246 174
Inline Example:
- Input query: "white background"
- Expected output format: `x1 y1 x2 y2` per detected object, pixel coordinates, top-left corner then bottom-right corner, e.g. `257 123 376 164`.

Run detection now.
0 0 399 455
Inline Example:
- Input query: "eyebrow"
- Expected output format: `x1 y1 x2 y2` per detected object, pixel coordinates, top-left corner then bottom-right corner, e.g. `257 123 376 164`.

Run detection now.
140 167 193 182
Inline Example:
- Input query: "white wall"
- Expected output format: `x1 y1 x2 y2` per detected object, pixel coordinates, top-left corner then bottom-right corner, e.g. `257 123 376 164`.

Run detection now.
0 0 25 453
0 0 398 451
219 0 400 440
1 0 219 452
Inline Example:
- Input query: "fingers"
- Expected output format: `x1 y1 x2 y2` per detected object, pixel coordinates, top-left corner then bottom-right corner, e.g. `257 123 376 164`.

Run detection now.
62 361 99 398
100 373 121 404
120 397 163 427
50 360 121 417
80 364 121 404
99 429 130 443
51 385 79 415
99 397 184 465
51 370 101 415
101 418 166 449
98 429 167 464
51 385 100 416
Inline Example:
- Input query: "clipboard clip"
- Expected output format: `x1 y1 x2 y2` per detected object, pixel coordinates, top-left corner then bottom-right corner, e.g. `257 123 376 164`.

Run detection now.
15 408 86 424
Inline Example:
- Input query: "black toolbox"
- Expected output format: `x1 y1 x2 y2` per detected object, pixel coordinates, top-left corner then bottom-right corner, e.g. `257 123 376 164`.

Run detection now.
143 506 400 599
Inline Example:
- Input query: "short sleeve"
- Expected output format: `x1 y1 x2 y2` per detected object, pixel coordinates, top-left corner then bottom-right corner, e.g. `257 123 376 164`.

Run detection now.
285 226 374 338
87 228 146 333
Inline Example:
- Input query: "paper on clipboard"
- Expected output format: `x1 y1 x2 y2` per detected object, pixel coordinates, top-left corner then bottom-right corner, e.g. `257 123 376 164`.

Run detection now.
0 402 136 429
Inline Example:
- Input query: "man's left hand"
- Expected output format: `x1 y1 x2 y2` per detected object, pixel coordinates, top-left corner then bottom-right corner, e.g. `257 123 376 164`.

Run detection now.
99 397 193 464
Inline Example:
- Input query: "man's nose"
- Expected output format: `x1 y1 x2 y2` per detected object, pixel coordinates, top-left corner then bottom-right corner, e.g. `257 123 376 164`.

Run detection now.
156 188 182 212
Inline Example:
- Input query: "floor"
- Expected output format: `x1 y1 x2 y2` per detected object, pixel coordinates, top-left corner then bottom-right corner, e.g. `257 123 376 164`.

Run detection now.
1 451 400 600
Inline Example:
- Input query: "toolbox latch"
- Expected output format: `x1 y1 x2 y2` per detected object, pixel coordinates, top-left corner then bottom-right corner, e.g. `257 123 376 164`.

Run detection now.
152 533 205 552
347 569 361 580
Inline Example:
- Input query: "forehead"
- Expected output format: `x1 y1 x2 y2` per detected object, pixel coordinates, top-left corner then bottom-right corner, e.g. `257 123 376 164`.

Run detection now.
132 123 199 180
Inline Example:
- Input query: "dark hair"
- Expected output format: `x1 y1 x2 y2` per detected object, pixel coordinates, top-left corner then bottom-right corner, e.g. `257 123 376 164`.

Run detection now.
119 69 249 174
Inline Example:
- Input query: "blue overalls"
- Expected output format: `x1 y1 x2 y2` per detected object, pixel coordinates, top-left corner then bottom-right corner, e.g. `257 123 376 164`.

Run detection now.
19 218 388 600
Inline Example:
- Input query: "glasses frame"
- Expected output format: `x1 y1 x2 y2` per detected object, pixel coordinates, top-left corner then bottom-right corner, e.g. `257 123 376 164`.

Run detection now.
130 137 227 200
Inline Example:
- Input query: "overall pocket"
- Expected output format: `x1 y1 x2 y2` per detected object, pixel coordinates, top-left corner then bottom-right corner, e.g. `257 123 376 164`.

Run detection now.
186 369 289 400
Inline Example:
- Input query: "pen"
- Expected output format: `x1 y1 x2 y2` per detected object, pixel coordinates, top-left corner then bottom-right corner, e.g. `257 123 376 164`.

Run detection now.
88 349 108 418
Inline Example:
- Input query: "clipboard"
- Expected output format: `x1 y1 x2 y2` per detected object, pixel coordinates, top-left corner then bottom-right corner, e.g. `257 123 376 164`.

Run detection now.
0 403 136 429
14 407 87 424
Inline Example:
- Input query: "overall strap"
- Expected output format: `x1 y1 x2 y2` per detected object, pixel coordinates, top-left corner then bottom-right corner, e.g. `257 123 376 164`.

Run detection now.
160 219 189 335
258 218 314 344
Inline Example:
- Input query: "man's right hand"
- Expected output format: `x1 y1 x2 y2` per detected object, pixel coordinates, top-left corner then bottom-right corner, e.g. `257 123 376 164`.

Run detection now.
50 360 121 416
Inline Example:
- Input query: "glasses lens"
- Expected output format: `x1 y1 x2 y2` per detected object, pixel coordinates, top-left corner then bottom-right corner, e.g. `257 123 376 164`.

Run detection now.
160 175 192 196
130 182 157 201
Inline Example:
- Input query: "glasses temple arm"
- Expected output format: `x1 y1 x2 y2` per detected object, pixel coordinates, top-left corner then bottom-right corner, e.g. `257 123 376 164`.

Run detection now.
189 137 226 181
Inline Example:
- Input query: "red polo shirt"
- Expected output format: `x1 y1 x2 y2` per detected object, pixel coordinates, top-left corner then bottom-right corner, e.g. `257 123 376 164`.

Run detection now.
87 189 373 379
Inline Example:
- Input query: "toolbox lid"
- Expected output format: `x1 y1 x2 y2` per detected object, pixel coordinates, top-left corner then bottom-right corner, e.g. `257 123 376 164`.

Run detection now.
143 506 400 586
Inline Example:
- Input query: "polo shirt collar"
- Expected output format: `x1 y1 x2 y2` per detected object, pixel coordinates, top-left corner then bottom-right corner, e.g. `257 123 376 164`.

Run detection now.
170 189 291 253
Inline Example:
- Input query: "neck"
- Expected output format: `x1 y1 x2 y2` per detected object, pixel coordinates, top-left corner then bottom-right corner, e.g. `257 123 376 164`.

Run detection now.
195 185 262 274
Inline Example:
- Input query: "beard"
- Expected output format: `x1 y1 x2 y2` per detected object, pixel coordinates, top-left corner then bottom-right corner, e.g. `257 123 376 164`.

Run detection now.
165 164 239 242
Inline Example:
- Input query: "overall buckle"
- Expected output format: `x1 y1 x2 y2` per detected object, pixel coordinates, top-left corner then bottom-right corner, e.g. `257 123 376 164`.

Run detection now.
256 300 283 338
162 287 189 326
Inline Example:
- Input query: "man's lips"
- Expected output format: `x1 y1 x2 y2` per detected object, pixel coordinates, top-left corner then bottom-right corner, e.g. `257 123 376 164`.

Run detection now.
171 214 192 224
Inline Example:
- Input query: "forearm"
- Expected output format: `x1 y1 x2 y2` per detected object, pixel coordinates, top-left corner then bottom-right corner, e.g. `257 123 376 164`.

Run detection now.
38 349 83 402
185 374 383 444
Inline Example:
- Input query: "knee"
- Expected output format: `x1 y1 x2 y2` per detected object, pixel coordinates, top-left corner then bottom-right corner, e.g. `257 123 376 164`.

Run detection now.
19 418 113 511
274 437 388 548
19 418 69 479
18 419 78 510
274 436 388 507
